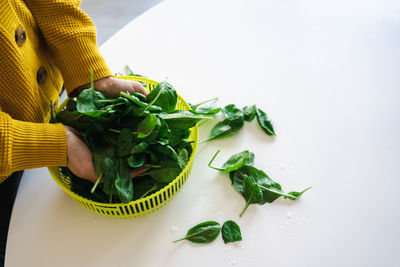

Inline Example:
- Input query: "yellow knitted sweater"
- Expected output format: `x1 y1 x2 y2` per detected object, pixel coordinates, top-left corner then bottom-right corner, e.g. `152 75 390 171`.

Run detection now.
0 0 113 182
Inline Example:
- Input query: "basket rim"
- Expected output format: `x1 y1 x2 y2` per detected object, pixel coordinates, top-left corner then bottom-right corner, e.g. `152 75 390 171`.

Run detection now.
49 75 198 208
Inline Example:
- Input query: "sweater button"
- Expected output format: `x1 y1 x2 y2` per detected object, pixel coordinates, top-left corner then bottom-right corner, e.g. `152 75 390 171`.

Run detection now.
37 67 47 85
15 27 26 46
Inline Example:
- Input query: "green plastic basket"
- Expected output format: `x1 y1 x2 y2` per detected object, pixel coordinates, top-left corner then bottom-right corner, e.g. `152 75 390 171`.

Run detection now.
48 76 198 218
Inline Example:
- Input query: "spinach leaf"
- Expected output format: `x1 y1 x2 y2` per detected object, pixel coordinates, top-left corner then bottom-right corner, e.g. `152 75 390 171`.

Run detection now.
233 165 311 216
159 111 212 129
130 142 149 154
117 128 135 157
146 161 181 183
132 176 165 200
169 128 190 147
157 118 170 139
191 106 221 115
151 143 178 162
91 147 115 193
177 148 189 169
189 97 218 110
242 105 256 121
239 175 263 216
222 104 243 120
200 117 244 143
146 80 177 112
76 69 107 117
190 97 221 115
127 153 146 168
256 107 276 136
134 114 159 139
131 91 147 102
114 161 134 203
200 104 245 143
284 186 312 200
120 92 161 112
173 221 221 244
221 220 242 244
208 149 253 172
233 166 281 204
102 157 116 195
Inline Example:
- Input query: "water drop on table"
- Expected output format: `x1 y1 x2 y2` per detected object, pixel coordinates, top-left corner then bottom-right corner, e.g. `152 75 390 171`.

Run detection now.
231 260 237 265
286 212 293 219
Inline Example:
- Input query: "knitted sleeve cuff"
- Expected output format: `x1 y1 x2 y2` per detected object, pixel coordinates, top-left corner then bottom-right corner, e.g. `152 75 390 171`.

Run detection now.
10 120 67 172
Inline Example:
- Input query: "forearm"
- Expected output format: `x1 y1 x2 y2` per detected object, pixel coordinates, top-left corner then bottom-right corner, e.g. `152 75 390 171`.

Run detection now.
0 112 67 180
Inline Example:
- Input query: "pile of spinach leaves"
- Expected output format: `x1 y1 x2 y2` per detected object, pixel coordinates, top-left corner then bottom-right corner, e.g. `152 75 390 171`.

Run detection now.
209 150 311 216
53 70 211 203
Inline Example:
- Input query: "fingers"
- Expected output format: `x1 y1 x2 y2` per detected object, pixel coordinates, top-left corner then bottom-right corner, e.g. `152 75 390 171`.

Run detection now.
128 81 148 96
92 77 148 98
65 125 98 183
130 168 150 178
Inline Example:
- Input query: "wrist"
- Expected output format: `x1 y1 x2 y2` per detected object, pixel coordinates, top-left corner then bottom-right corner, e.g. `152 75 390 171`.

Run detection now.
70 76 114 97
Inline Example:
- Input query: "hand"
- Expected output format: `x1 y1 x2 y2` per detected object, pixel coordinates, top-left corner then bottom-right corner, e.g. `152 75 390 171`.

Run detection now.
71 76 147 98
94 76 148 97
65 126 149 183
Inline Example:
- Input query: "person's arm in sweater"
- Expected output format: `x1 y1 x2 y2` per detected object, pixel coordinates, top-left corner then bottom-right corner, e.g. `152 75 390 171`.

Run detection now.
0 0 146 182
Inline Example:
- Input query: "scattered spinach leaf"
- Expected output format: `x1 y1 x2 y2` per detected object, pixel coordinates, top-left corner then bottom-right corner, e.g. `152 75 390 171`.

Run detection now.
242 105 256 122
173 221 221 244
208 149 253 172
256 108 276 136
221 220 242 244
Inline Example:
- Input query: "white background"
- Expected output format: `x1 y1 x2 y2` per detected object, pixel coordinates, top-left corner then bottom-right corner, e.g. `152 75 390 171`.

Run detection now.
6 0 400 266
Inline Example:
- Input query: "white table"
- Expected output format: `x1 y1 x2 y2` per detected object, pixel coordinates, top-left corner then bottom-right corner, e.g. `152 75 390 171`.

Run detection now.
6 0 400 266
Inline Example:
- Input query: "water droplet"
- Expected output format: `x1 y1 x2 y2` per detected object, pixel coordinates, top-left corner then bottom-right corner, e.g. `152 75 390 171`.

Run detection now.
280 163 286 170
231 260 237 265
170 226 178 233
223 248 227 252
286 212 293 219
241 245 245 250
306 212 311 216
279 225 284 230
301 217 306 223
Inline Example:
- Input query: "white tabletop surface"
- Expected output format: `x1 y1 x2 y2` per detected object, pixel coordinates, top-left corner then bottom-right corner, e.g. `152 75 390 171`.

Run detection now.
6 0 400 266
